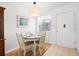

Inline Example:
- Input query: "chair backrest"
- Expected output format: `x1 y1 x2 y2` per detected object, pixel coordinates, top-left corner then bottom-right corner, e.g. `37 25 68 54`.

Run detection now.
16 33 25 48
39 32 46 46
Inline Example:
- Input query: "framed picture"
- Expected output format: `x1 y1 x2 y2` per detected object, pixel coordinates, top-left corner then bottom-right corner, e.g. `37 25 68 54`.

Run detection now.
17 15 28 28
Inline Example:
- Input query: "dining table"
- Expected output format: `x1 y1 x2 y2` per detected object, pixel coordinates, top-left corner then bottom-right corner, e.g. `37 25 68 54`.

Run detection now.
23 35 40 56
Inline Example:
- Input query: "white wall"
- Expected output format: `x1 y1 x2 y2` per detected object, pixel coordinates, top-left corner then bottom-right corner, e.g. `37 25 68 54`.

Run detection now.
46 3 79 53
76 7 79 53
0 2 55 52
0 2 79 53
0 3 19 51
45 3 79 53
46 3 78 44
0 2 36 51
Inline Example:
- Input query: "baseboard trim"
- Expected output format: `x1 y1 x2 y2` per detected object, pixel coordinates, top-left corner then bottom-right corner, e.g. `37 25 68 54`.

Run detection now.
45 41 56 45
5 47 19 55
76 48 79 53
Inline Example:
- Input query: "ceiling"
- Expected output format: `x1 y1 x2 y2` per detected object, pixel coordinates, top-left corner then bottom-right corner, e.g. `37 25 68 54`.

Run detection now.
0 2 78 16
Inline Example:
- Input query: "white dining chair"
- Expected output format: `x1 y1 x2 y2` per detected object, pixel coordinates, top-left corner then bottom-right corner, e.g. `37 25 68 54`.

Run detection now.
36 31 46 55
16 33 34 56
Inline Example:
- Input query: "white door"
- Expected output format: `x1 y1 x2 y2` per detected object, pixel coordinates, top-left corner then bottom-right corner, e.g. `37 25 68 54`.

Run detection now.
57 11 75 48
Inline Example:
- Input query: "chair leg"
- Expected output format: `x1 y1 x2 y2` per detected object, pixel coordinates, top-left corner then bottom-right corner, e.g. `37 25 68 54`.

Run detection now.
39 47 41 55
23 49 26 56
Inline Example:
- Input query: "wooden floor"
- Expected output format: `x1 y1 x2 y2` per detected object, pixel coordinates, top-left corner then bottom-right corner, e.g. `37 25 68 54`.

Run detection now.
5 43 79 56
5 43 51 56
43 44 79 56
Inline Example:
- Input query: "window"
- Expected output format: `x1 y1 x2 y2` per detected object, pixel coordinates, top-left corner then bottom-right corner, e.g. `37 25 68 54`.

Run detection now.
37 16 51 31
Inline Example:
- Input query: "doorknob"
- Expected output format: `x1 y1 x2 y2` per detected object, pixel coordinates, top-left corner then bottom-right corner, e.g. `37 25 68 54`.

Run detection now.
63 24 66 28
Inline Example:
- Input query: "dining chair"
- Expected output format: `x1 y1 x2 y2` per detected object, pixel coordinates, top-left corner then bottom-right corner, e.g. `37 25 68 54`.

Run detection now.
36 31 46 55
16 33 34 56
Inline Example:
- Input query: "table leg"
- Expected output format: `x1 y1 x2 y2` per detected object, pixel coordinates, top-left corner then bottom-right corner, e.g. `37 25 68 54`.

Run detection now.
34 40 36 56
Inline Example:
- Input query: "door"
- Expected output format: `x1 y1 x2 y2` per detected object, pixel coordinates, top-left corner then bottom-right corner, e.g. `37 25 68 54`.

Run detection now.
57 11 75 48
